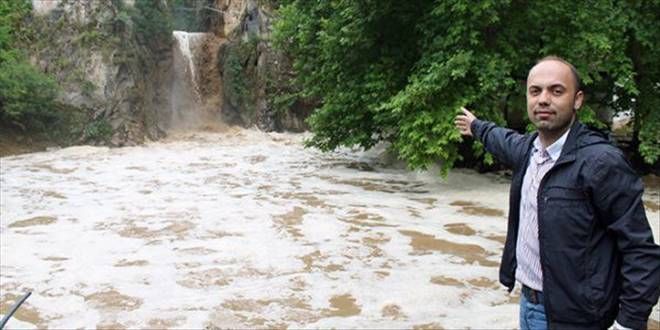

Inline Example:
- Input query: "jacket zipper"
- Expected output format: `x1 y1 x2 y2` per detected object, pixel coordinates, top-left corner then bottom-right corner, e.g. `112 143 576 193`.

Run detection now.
536 157 573 326
537 171 550 325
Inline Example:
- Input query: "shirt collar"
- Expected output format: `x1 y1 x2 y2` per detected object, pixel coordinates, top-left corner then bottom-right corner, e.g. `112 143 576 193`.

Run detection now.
533 128 570 161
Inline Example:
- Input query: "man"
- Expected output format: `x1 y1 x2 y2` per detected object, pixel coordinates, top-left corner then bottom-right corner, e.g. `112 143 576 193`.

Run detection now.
454 56 660 329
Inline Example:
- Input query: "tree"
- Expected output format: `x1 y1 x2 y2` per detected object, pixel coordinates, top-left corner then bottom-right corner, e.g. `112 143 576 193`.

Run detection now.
132 0 173 50
0 1 60 131
273 0 660 172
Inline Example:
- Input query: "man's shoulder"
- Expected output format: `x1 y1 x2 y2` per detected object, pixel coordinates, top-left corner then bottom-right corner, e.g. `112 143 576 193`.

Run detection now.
578 142 625 164
574 123 620 156
579 140 619 153
576 138 635 182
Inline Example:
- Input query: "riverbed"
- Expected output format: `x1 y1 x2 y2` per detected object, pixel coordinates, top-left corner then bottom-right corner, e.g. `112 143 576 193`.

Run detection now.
1 129 658 329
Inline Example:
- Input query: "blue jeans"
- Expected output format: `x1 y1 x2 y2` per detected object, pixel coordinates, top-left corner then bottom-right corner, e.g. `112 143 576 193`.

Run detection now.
520 289 548 330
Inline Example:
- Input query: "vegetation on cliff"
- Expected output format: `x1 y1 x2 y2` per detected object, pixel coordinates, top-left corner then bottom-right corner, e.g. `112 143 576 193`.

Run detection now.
0 0 178 148
223 33 260 123
0 1 60 132
132 0 174 49
273 0 660 172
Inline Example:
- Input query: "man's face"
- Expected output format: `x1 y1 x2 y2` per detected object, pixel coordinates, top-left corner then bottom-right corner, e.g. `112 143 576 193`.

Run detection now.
526 60 583 134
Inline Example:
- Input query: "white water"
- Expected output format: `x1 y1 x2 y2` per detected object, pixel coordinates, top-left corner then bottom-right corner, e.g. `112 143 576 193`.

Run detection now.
1 130 658 328
170 31 213 130
173 31 205 97
31 0 61 16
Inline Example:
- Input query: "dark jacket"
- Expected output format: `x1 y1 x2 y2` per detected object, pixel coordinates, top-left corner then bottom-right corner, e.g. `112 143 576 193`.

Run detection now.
471 119 660 330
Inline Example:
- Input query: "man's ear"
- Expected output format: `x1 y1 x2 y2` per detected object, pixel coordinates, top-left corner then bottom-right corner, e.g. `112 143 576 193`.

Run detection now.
574 90 584 110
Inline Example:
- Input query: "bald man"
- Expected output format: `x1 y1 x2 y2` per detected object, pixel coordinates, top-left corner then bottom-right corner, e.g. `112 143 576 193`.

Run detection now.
455 56 659 330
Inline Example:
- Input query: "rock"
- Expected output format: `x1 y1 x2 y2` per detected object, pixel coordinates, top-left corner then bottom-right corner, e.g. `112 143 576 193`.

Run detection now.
218 0 312 132
28 0 172 146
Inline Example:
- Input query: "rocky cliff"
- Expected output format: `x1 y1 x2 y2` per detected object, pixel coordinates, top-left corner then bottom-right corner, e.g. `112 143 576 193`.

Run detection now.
26 0 308 147
29 0 172 146
214 0 312 132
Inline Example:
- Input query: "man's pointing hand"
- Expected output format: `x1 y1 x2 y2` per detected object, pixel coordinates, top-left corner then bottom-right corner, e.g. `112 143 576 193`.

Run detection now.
454 107 477 137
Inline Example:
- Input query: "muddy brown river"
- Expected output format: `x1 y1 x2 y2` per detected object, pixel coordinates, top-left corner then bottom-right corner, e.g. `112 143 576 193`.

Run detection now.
1 129 658 329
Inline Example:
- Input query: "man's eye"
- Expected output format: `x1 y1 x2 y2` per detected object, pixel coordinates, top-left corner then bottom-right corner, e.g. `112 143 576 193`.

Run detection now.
553 89 564 95
530 89 540 95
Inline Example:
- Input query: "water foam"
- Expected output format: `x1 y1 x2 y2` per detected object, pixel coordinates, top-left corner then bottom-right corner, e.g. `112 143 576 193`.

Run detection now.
1 131 657 328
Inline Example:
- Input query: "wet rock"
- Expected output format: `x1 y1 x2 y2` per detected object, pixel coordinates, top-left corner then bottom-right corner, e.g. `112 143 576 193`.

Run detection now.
28 1 171 146
219 0 313 132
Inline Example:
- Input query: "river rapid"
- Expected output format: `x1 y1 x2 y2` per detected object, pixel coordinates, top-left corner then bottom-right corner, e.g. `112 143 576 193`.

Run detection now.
1 128 658 329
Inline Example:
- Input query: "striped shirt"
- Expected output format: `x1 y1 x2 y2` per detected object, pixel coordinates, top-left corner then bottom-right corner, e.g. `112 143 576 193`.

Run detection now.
515 129 570 292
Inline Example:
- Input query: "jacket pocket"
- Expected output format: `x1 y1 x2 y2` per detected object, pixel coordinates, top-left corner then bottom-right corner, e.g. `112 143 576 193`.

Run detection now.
542 186 594 249
544 186 589 206
544 249 598 322
541 186 600 322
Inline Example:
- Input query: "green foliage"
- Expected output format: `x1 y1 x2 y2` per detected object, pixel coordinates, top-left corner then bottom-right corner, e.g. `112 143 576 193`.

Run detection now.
0 1 31 56
0 58 60 131
84 118 113 142
115 9 132 27
45 104 88 144
639 117 660 164
81 80 97 97
625 1 660 165
170 0 209 32
75 30 103 47
132 0 173 49
274 0 660 171
0 1 61 132
224 34 260 116
577 105 608 131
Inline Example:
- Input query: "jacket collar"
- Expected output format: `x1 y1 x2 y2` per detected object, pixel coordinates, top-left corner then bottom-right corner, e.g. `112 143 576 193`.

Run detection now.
547 119 583 165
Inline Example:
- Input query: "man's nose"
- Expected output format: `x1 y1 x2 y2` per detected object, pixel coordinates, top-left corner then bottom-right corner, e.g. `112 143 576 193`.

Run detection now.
538 90 551 106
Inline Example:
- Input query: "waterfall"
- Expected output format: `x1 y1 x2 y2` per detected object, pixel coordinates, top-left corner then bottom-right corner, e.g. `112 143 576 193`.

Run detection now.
32 0 61 15
169 31 217 131
173 31 203 101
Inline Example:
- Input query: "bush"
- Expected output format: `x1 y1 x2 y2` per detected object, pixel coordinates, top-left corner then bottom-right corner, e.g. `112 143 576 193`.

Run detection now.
0 58 60 131
132 0 173 49
223 35 259 116
84 118 113 142
0 0 61 132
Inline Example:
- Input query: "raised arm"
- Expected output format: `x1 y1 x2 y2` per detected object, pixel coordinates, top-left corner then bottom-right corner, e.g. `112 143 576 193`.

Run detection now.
454 107 531 169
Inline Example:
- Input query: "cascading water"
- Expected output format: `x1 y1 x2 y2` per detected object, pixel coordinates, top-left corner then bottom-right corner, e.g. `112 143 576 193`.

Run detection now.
173 31 204 102
169 31 224 131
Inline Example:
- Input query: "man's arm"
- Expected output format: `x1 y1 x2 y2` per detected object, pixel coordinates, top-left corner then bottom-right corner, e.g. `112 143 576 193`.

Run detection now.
591 150 660 330
454 107 529 169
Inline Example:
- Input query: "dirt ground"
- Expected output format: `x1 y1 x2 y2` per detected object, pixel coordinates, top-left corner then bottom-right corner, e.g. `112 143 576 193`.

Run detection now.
0 126 59 157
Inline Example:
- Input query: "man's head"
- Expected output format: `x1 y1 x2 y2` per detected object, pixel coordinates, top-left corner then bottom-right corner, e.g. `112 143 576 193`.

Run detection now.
526 56 584 140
